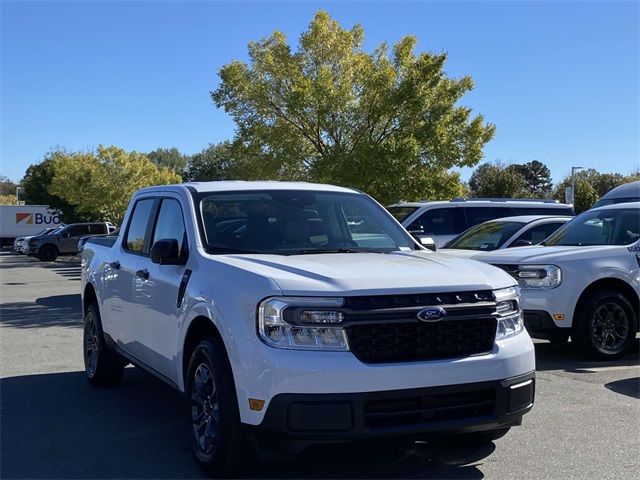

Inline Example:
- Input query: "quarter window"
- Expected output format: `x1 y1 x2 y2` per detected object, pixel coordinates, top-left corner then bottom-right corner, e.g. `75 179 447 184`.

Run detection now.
124 199 155 253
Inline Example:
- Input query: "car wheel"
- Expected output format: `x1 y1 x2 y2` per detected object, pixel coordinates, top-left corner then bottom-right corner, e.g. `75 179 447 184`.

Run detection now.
38 245 58 262
574 289 637 360
186 338 251 476
83 302 125 387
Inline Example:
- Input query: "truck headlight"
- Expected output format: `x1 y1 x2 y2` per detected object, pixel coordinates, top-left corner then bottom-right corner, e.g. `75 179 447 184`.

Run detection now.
258 297 349 351
516 265 561 289
494 286 524 340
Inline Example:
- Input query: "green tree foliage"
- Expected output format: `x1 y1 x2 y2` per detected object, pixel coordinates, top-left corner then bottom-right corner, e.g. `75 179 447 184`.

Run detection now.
147 147 189 174
48 145 181 224
0 194 17 205
21 151 87 222
211 11 495 204
552 168 639 213
184 142 235 181
0 175 17 196
468 162 528 198
512 160 552 197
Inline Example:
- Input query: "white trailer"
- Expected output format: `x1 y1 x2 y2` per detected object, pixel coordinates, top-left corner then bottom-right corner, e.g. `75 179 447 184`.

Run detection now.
0 205 62 248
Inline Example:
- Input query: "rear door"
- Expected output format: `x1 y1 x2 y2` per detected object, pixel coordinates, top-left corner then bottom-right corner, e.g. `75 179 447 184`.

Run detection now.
131 195 189 382
102 197 156 350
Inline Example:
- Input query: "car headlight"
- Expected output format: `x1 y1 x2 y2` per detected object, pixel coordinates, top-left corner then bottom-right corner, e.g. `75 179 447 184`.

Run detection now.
515 264 561 289
494 286 524 340
257 297 349 351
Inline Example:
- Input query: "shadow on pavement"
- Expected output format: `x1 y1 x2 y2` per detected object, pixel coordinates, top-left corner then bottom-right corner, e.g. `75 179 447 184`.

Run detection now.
534 338 640 372
604 377 640 399
0 294 82 328
1 369 496 479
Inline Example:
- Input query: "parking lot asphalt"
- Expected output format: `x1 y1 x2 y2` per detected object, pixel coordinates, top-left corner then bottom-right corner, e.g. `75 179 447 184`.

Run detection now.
1 252 639 479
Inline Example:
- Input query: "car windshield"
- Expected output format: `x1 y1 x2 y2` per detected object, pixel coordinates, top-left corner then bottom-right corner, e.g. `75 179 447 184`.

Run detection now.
386 206 419 222
198 190 418 255
445 221 526 251
544 208 640 246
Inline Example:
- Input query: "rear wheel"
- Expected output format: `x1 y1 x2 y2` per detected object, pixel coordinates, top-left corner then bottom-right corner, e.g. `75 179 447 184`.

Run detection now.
573 289 637 360
83 303 125 387
38 244 58 262
186 338 251 476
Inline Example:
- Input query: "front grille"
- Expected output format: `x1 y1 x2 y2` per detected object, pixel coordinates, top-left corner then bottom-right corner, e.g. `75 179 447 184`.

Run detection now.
364 388 496 429
346 317 497 363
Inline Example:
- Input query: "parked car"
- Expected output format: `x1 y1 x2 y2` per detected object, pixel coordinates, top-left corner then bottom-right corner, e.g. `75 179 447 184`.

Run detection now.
82 181 535 475
472 203 640 359
441 216 572 257
12 227 58 253
592 180 640 208
28 222 116 261
387 198 574 247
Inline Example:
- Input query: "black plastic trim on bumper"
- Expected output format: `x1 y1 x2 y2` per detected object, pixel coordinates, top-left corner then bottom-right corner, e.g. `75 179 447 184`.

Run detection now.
523 310 570 339
247 372 535 454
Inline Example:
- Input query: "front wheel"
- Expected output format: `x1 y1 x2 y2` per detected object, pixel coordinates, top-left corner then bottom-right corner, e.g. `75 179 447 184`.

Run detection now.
38 244 58 262
83 303 125 387
185 339 251 476
573 289 637 360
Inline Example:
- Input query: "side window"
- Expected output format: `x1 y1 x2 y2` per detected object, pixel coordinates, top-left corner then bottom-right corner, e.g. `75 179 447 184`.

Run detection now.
151 198 187 255
66 225 91 237
124 199 155 253
409 208 462 235
510 222 566 246
464 207 512 228
89 224 107 234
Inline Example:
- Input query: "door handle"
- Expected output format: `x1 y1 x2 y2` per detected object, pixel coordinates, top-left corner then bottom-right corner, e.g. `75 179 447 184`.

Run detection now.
136 269 149 280
109 261 120 270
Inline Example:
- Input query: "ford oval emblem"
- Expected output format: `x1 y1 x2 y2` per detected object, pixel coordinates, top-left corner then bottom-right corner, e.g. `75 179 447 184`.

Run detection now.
417 307 447 322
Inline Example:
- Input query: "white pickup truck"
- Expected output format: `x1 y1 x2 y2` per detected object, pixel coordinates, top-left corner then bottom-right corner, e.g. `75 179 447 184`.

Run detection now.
81 181 535 475
473 202 640 360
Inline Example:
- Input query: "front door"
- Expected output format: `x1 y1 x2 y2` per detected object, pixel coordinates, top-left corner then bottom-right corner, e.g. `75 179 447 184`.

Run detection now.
131 196 188 383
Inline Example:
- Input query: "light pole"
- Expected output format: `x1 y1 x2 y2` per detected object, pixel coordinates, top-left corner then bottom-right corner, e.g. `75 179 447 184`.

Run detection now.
570 166 584 205
16 186 21 205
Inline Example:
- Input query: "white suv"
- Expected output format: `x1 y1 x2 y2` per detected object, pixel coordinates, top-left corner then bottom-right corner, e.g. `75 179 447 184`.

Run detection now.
388 198 574 248
82 181 535 475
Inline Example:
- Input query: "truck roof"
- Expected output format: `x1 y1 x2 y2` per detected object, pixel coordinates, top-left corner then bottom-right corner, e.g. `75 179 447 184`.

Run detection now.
137 181 360 195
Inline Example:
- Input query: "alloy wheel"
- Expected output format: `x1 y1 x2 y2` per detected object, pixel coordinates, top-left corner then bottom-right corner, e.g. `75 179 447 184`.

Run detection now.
191 363 219 455
84 312 99 377
591 302 629 355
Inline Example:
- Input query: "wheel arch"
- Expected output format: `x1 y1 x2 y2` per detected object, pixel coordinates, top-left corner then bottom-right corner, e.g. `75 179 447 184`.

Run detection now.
181 315 226 389
83 282 98 315
573 277 640 332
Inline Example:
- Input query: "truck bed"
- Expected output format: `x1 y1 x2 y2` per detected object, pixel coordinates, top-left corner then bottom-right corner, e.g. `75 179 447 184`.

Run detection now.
87 235 118 248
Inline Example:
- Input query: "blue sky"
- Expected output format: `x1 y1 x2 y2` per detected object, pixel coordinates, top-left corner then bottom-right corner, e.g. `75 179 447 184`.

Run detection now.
2 0 638 184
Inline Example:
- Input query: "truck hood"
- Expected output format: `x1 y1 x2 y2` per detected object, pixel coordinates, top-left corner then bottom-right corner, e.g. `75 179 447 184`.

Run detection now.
438 248 487 258
216 251 515 295
471 245 623 264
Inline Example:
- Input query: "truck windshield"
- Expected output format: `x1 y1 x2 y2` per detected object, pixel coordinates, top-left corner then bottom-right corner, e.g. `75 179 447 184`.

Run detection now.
544 208 640 246
446 221 525 251
197 190 418 255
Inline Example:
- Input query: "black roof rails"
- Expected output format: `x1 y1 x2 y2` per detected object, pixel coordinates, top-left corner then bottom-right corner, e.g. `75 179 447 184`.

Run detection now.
450 197 561 204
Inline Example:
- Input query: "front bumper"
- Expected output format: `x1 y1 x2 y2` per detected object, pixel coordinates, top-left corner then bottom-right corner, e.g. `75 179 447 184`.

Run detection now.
247 371 535 453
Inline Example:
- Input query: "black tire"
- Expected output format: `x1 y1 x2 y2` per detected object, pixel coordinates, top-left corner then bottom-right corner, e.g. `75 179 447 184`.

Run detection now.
83 303 125 387
185 338 251 477
452 427 511 443
38 244 58 262
573 288 637 360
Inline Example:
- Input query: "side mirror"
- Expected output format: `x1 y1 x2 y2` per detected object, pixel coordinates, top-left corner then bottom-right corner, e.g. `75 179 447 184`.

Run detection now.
150 238 184 265
510 240 532 248
418 236 437 251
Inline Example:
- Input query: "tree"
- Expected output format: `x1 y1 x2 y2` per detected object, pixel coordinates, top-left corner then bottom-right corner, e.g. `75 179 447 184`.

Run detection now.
468 162 528 198
147 147 189 174
0 194 16 205
48 145 181 224
0 175 17 196
20 151 86 222
512 160 552 198
212 11 495 204
184 142 235 181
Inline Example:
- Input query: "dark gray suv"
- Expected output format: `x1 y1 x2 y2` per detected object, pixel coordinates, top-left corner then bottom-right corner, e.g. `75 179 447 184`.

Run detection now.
28 222 116 261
